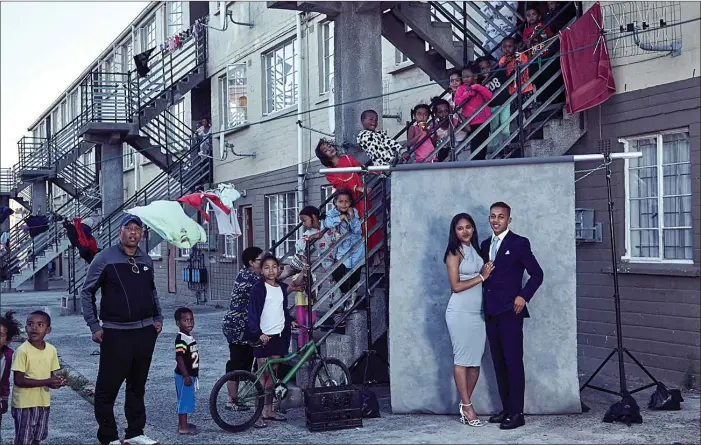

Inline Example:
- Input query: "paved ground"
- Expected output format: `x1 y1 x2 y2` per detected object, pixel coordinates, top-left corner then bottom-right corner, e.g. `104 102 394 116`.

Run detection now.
1 290 699 444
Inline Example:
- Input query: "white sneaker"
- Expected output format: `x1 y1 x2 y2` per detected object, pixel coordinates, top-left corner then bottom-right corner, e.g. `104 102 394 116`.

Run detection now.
109 441 122 445
123 436 159 445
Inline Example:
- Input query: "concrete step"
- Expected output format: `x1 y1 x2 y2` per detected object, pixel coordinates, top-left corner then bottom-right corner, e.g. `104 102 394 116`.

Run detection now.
391 2 470 69
381 10 450 87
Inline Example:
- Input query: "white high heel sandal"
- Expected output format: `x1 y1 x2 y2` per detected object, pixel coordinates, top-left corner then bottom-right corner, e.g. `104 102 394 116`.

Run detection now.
459 402 485 427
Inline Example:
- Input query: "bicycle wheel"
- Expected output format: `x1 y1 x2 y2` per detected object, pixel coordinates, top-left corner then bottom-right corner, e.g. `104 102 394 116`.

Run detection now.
311 357 351 387
209 370 264 433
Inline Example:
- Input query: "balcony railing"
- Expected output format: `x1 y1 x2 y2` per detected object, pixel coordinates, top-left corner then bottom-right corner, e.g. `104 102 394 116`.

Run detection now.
18 137 52 172
79 72 137 124
0 168 14 193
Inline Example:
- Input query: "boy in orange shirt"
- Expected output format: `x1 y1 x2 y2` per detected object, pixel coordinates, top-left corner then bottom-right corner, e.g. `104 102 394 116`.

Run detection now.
498 37 534 120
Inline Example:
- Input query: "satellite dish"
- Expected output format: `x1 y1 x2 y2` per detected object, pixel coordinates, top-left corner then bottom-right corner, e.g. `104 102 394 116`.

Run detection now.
328 76 335 134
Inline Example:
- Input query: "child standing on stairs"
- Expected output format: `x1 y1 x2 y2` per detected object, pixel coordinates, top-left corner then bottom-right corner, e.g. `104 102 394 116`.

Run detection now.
0 311 22 443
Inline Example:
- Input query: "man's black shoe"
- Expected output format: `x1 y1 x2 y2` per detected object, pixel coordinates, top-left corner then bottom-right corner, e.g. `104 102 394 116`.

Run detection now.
500 413 525 430
488 410 508 423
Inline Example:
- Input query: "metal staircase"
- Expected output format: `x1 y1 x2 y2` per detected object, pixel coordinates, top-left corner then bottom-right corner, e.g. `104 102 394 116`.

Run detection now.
3 19 210 289
66 139 211 298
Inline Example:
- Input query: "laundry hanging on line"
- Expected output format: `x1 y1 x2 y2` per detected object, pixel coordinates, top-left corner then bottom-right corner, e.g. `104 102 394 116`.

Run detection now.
23 215 49 238
214 183 241 210
127 200 207 249
177 193 241 236
64 220 99 264
133 48 155 78
0 206 13 225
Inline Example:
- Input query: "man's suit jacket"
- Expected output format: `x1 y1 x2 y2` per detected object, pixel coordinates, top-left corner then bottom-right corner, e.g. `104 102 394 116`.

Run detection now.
480 231 544 317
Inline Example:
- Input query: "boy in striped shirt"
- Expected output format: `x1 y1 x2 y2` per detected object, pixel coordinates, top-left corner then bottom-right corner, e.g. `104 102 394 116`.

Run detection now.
174 308 199 435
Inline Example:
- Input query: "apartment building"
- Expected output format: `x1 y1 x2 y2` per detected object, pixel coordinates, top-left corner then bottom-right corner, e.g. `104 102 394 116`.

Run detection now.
1 1 698 388
570 1 700 387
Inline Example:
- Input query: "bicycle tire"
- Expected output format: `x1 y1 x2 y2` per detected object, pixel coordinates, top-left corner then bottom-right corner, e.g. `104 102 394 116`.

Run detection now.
311 357 352 388
209 370 264 433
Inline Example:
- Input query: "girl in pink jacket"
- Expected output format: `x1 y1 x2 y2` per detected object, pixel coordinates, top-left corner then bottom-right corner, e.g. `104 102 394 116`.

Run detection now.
455 65 494 160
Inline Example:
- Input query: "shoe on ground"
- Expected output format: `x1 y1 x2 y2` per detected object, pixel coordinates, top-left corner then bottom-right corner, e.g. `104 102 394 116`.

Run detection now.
499 413 525 430
123 435 159 445
488 409 508 423
108 441 122 445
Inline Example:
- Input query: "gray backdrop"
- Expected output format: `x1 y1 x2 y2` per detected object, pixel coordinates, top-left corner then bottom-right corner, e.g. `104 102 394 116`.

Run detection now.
388 161 581 415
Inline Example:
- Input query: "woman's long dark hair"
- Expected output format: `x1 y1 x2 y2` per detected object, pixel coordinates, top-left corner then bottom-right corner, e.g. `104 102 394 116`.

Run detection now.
443 213 480 263
315 138 337 167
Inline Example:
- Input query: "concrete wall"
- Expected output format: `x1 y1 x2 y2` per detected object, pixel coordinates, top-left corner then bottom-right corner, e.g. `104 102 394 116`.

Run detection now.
388 161 581 415
570 76 701 389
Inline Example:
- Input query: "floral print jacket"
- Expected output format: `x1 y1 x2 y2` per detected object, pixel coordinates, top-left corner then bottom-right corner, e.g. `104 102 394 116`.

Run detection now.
222 267 259 344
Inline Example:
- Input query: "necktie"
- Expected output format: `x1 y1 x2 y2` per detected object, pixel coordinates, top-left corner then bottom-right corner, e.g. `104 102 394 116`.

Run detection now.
491 235 500 260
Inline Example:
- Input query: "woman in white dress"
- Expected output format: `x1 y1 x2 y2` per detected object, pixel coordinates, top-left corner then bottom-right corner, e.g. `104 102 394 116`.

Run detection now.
444 213 495 426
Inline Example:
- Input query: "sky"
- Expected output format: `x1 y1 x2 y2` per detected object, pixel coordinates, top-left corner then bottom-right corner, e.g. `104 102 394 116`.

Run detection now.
0 1 149 168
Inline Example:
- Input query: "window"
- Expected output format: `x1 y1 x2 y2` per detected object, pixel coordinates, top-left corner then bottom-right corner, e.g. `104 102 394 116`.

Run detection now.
83 148 95 170
224 235 237 258
149 242 162 258
319 21 334 94
166 2 183 37
39 122 46 138
623 130 692 263
321 185 335 213
264 40 297 114
70 90 79 120
395 48 409 65
124 145 135 169
169 99 186 149
60 101 67 128
51 110 59 136
141 17 157 51
220 64 248 129
266 192 298 257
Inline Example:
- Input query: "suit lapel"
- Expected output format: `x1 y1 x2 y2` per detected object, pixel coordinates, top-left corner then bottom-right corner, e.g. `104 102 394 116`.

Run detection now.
495 231 513 261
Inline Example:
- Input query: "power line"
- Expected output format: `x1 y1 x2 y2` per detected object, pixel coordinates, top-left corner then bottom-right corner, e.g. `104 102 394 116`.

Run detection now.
4 15 698 193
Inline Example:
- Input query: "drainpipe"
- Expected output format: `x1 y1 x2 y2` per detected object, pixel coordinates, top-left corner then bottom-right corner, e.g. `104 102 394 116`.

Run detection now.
296 12 305 211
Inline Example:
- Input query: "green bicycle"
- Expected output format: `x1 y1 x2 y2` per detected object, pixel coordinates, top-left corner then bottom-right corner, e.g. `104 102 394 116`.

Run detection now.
209 334 351 433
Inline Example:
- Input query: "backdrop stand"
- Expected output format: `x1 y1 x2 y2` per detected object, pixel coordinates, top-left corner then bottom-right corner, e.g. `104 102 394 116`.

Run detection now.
578 140 660 420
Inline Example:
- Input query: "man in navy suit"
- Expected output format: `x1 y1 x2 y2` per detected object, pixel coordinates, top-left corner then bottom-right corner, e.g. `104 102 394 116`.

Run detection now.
480 201 543 430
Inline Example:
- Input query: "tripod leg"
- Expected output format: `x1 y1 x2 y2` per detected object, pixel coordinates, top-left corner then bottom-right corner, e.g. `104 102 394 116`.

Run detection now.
623 348 659 384
579 348 617 391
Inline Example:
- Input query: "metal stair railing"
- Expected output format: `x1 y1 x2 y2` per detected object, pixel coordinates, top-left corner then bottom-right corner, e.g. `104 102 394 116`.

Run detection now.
17 137 52 172
80 72 136 124
67 139 211 295
140 109 195 159
0 168 14 193
402 7 576 163
135 23 207 112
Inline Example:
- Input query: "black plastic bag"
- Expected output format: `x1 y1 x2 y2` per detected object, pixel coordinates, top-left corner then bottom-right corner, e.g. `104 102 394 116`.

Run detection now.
360 388 381 418
648 382 684 411
603 394 643 425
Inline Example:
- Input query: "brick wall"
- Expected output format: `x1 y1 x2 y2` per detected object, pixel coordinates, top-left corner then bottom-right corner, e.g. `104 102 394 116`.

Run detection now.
570 77 701 388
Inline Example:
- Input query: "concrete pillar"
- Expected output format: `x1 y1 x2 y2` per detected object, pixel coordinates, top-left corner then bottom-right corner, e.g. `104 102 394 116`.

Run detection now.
31 181 49 291
100 143 124 217
333 4 384 155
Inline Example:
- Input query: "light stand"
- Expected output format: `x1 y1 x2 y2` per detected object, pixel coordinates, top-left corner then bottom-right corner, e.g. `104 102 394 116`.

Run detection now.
579 140 660 420
348 169 389 385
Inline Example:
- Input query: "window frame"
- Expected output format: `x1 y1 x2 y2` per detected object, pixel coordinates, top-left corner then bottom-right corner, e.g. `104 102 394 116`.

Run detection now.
166 1 183 37
621 128 693 265
319 20 334 95
266 192 299 257
263 39 298 115
123 144 135 170
224 234 238 258
219 63 248 130
321 185 335 214
141 16 157 51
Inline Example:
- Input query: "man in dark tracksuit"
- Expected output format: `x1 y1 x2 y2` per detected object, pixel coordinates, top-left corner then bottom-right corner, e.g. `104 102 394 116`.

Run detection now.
81 215 162 445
